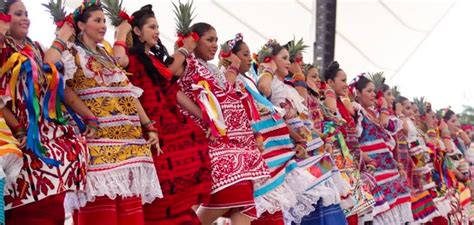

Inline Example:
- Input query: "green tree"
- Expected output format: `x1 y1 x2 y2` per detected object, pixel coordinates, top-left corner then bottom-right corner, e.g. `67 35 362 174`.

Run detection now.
459 105 474 125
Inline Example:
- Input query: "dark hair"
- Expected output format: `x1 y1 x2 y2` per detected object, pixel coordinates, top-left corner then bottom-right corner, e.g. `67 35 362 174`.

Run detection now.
353 76 372 93
4 0 18 13
269 42 284 57
324 61 342 81
443 109 455 121
381 84 390 93
129 5 172 87
231 40 245 54
190 22 215 37
74 5 103 35
395 96 409 104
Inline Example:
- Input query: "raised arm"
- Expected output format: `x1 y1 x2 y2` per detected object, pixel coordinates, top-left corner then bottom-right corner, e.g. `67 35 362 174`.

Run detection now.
168 36 196 76
44 23 75 64
113 21 132 68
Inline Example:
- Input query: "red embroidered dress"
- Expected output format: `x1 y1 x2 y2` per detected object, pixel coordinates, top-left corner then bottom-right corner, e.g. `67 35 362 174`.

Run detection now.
178 55 269 212
127 54 212 223
0 38 87 210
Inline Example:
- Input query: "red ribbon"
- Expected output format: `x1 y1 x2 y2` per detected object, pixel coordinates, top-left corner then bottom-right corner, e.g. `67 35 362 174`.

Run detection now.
55 14 74 28
0 13 12 23
263 56 271 63
219 51 231 58
119 10 133 24
295 57 303 64
376 90 384 107
176 32 199 47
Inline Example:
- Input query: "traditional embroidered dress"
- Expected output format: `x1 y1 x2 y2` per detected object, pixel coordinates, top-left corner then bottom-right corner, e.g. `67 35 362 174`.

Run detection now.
353 103 413 225
269 76 348 225
0 37 88 222
334 98 374 225
62 43 162 214
0 112 22 225
424 128 453 221
236 72 325 223
402 118 440 223
179 54 269 217
446 137 473 224
127 53 212 224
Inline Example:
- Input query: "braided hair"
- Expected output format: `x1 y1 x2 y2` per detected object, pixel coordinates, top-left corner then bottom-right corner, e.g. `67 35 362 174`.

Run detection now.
129 4 173 87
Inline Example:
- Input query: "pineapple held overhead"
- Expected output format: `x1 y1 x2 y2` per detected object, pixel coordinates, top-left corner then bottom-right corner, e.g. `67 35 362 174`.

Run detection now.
173 0 199 47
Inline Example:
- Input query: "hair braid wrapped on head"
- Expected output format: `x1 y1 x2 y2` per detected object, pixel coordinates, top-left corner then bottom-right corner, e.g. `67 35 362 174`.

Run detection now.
129 4 173 89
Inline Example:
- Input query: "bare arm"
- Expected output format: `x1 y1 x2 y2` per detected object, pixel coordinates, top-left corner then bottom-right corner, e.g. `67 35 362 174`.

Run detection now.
168 36 196 76
257 74 273 98
1 107 20 131
113 21 131 68
177 91 202 120
64 86 94 118
44 24 75 64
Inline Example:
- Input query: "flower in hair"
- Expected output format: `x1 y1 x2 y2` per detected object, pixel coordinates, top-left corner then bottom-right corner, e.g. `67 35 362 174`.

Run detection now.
348 73 366 96
256 39 279 64
73 0 102 23
220 33 243 58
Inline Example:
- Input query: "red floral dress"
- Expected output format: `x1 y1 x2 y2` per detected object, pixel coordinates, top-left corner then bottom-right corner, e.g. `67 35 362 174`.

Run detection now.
179 55 269 216
0 38 87 210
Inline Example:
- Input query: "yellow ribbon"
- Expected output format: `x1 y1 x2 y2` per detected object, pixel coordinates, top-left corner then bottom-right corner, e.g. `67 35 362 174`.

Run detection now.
197 80 226 136
0 52 28 110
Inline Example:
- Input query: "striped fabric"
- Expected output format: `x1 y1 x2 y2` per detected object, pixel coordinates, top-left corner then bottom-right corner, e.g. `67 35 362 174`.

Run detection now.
0 178 4 225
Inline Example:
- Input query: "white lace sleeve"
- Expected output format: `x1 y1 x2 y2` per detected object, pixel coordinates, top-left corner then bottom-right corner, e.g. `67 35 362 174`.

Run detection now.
60 43 78 81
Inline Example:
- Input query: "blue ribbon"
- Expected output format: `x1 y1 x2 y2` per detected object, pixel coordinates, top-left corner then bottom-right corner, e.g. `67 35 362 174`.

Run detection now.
22 60 61 167
42 63 86 132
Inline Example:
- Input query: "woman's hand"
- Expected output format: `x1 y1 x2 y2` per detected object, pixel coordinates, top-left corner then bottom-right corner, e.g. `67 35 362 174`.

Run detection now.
260 60 277 73
116 20 132 39
17 136 26 149
57 22 75 43
0 17 10 36
182 35 197 53
83 126 97 138
147 132 163 155
289 62 303 75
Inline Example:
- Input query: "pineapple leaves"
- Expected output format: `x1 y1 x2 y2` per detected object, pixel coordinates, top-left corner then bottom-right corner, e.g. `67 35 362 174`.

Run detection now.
172 0 196 36
42 0 66 23
102 0 125 27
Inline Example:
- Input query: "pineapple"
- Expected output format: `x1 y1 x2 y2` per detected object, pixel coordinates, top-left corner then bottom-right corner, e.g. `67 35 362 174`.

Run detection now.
392 85 401 99
413 96 426 116
368 72 385 93
42 0 66 24
102 0 132 47
102 0 124 27
287 37 308 63
172 0 196 37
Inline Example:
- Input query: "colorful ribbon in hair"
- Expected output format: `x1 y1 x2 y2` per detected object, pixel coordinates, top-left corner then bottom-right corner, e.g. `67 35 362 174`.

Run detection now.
256 39 278 64
191 80 227 137
73 0 102 23
348 73 366 97
220 33 243 58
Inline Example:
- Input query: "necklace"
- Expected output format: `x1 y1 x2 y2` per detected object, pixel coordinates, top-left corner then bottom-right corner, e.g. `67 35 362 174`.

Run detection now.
364 106 383 128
